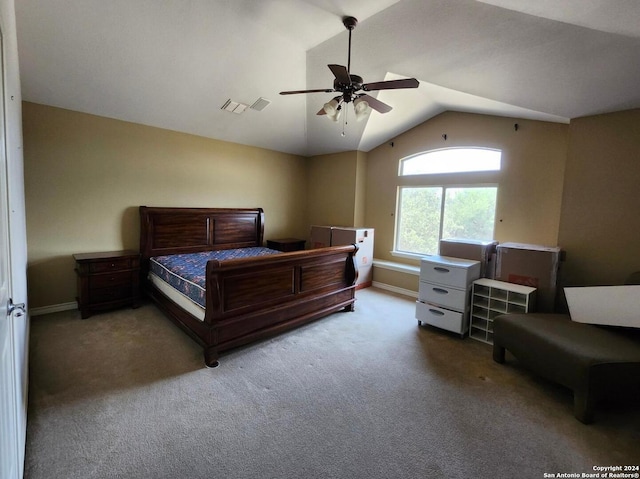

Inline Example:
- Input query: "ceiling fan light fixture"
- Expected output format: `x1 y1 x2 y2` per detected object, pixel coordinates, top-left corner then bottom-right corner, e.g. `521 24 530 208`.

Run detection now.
354 98 371 121
328 108 342 122
323 98 342 121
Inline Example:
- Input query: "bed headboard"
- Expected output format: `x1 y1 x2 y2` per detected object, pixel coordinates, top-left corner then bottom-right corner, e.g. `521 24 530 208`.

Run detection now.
139 206 265 262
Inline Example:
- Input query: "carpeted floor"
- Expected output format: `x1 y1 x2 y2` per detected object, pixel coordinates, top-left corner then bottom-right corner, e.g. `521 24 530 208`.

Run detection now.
25 288 640 479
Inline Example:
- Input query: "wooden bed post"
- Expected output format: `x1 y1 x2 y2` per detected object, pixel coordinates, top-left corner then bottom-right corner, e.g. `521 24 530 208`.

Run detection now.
204 346 219 368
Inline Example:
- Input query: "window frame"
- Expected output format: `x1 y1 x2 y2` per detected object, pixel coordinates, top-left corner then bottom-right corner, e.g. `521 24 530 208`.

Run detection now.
392 147 502 259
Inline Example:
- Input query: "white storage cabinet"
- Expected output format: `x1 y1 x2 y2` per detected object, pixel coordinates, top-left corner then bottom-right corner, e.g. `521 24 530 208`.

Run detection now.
415 255 481 337
470 278 537 344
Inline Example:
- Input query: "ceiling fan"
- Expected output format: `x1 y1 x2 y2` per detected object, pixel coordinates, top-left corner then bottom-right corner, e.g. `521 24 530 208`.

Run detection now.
279 16 419 122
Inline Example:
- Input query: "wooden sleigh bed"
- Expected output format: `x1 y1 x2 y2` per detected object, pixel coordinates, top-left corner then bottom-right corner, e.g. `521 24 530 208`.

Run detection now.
139 206 359 367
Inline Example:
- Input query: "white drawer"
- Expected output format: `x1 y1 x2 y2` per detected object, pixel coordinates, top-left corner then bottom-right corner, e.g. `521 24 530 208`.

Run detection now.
420 255 480 288
419 281 467 311
415 301 467 335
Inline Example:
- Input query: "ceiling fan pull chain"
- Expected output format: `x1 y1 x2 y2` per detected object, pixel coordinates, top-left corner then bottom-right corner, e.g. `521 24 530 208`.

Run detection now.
342 107 347 137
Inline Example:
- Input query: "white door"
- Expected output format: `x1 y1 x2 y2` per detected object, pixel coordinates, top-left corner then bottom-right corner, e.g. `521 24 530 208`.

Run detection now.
0 189 18 478
0 9 28 478
0 53 18 479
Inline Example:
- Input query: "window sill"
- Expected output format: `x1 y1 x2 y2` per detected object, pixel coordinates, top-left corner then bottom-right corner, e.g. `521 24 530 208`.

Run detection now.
372 259 420 275
390 250 431 261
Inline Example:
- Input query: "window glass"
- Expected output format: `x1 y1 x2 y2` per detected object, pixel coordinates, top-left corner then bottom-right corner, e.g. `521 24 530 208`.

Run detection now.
395 147 500 256
396 187 443 255
441 187 497 241
396 186 497 256
400 148 501 176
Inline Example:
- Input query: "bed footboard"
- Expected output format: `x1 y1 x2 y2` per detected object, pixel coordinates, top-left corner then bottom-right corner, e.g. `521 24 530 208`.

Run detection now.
204 245 358 366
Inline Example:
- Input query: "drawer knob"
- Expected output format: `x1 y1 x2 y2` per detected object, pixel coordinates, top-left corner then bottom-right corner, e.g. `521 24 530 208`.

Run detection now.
432 287 449 295
428 308 445 316
434 267 450 273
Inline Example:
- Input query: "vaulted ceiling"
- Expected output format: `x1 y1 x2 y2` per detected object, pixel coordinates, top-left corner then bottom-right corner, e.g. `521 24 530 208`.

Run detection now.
15 0 640 157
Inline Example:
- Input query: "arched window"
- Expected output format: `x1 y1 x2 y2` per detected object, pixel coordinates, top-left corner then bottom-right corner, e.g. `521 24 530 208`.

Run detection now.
395 148 501 256
399 147 501 176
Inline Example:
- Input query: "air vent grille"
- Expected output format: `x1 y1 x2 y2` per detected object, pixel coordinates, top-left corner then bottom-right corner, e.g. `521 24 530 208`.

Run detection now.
221 99 248 114
250 97 271 111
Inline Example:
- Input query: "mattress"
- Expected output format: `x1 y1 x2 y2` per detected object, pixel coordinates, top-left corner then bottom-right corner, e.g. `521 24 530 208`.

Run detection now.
149 247 281 318
149 272 206 321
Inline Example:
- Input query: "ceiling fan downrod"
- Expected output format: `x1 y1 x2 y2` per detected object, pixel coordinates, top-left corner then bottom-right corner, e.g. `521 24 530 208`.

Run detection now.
343 16 358 74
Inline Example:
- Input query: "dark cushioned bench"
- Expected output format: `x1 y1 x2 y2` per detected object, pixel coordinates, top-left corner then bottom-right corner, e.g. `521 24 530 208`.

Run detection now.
493 313 640 424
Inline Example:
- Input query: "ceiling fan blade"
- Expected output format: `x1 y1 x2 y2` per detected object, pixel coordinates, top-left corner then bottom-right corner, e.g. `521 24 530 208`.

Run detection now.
328 64 351 85
359 94 392 114
280 88 335 95
362 78 419 91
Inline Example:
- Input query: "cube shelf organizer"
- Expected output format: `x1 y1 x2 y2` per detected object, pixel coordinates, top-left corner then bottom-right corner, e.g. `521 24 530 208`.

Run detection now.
470 278 536 344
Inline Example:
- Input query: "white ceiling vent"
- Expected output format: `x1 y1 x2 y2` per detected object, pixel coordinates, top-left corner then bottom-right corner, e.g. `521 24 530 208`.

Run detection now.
221 99 248 114
250 97 271 111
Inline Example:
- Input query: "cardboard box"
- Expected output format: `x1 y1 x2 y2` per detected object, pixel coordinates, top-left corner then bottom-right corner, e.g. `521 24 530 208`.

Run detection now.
439 238 498 278
495 242 561 312
310 225 332 249
331 227 374 288
565 285 640 328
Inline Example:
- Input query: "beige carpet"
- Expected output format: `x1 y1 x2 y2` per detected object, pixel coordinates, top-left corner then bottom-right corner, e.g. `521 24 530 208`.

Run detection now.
25 288 640 479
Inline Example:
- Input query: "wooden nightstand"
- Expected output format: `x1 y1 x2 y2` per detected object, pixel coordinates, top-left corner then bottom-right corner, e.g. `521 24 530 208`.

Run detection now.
73 250 141 319
266 238 306 252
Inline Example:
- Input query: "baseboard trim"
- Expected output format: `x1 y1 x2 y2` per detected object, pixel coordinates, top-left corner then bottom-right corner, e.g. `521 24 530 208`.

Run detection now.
30 302 77 317
30 287 417 316
372 281 418 299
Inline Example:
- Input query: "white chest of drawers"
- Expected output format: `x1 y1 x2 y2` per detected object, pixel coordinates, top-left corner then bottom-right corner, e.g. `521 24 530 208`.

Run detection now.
415 255 481 337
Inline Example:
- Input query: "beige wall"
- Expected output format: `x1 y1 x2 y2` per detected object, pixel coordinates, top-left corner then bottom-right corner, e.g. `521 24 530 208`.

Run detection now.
365 111 569 265
558 109 640 287
23 102 308 308
306 150 360 230
371 267 419 294
353 151 368 227
306 150 369 241
24 101 639 310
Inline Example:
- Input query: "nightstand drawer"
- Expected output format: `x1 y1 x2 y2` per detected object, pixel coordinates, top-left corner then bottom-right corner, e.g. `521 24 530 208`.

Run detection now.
89 271 134 288
89 258 133 273
89 285 133 303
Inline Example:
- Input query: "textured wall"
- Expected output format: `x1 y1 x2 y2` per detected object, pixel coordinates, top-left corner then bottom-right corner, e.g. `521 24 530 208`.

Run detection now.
23 102 308 308
25 103 636 308
306 150 360 228
365 111 569 266
558 109 640 287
